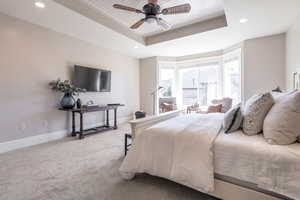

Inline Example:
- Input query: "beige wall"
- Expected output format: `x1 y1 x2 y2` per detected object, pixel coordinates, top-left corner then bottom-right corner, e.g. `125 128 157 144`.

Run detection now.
286 15 300 90
139 57 158 115
139 34 286 111
243 33 286 100
0 13 139 143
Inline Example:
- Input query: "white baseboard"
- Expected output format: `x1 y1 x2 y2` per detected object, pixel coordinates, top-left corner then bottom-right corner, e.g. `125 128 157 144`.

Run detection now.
0 116 131 154
0 130 68 154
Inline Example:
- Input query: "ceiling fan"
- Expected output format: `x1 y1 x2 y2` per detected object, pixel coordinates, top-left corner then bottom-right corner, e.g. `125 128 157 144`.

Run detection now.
112 0 191 30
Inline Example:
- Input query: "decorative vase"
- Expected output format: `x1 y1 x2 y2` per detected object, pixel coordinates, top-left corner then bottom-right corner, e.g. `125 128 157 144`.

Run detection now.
60 93 75 109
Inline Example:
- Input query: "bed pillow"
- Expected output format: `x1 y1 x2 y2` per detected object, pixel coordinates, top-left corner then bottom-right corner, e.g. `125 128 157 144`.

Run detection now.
242 93 274 135
223 104 243 134
207 104 222 113
263 91 300 145
271 90 297 102
271 91 284 100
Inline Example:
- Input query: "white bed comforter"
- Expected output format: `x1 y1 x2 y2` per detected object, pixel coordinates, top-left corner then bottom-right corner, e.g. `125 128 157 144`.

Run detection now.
214 130 300 199
120 113 224 193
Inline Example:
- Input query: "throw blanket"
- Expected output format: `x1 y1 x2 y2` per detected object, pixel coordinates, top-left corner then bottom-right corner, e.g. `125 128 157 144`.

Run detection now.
120 113 224 193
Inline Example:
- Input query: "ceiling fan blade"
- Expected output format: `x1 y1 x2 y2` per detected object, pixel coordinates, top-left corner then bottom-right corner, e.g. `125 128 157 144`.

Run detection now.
162 4 191 15
148 0 158 4
130 19 146 29
157 18 172 30
113 4 142 13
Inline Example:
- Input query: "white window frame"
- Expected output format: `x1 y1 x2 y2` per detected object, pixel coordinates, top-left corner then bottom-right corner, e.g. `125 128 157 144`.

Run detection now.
222 49 243 104
157 48 243 110
158 61 177 98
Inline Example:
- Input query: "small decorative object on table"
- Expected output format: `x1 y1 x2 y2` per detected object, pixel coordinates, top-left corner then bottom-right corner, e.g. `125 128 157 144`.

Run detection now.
76 98 82 109
49 79 86 109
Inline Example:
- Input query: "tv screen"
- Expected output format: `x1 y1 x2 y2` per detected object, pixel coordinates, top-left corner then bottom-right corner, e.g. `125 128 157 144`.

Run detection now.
73 65 111 92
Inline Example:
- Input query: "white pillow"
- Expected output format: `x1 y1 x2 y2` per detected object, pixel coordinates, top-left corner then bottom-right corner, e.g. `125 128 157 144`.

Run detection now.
242 93 274 135
271 90 297 102
263 91 300 145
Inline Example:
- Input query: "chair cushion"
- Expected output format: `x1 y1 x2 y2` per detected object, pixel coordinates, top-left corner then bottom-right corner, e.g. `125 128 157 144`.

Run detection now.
263 91 300 145
223 104 243 134
207 104 222 113
242 93 274 135
211 98 233 113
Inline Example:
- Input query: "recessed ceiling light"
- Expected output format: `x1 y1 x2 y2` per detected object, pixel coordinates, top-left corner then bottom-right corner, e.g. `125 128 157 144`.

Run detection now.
240 18 248 23
35 2 46 8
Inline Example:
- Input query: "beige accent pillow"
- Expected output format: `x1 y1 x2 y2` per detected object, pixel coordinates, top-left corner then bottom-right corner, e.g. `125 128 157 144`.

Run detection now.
207 104 222 113
263 91 300 145
242 93 274 135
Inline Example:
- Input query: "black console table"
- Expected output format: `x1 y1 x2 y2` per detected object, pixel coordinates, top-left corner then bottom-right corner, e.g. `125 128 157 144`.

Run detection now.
60 104 124 139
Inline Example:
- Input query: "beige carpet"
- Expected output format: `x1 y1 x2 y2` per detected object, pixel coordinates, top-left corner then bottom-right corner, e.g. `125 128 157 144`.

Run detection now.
0 125 219 200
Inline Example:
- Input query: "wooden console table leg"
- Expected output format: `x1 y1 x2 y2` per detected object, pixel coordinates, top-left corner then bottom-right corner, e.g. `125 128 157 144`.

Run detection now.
114 108 117 129
106 110 109 127
79 112 84 139
71 111 76 137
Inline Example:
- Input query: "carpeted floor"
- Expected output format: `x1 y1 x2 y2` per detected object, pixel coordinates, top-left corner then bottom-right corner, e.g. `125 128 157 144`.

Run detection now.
0 125 219 200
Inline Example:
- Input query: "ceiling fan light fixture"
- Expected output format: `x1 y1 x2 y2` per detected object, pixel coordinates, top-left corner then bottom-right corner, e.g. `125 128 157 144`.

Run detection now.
157 18 171 30
146 17 156 24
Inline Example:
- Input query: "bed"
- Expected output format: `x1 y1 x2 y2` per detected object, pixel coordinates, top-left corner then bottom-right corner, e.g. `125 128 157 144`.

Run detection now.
120 111 300 200
214 130 300 200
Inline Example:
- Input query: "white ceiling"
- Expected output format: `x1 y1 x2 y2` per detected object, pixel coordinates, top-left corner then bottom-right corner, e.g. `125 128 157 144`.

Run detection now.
0 0 300 58
82 0 225 36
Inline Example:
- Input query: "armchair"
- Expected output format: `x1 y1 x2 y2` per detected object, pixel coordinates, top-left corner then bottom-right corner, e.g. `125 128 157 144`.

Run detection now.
159 97 177 113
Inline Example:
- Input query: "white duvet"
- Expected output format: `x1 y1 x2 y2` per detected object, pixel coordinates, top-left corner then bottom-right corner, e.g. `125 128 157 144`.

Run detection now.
120 113 224 193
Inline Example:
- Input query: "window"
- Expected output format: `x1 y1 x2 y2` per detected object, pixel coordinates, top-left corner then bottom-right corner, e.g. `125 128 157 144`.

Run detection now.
159 67 175 98
157 49 242 110
180 64 220 107
223 56 241 105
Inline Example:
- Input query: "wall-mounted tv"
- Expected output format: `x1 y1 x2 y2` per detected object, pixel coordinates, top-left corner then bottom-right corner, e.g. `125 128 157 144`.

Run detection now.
73 65 111 92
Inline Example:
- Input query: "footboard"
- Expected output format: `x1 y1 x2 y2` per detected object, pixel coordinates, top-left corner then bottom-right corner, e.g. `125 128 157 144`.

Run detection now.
129 110 184 138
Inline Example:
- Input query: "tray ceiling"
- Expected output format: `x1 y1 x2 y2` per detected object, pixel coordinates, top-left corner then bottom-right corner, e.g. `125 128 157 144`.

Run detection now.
1 0 300 58
82 0 225 36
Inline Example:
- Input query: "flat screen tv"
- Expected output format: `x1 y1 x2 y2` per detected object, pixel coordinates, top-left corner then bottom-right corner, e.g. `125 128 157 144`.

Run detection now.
73 65 111 92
